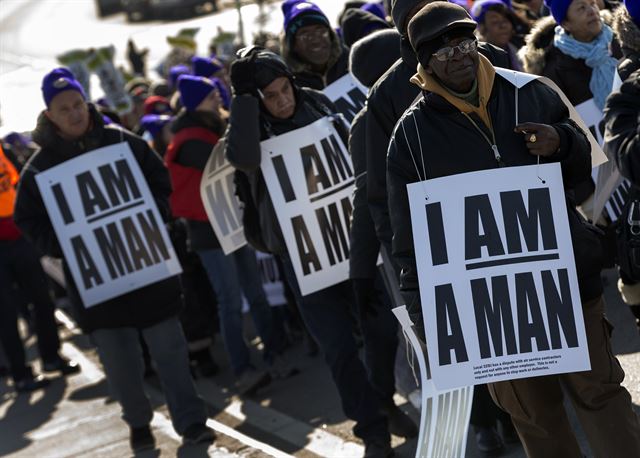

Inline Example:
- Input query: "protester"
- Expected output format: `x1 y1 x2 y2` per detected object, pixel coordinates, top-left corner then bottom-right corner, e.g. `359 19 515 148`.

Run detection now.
348 28 418 440
340 8 390 47
191 55 232 109
14 67 215 451
471 0 529 69
225 47 393 458
280 0 350 90
366 0 510 273
520 0 619 110
143 95 172 116
603 0 640 332
387 3 640 456
166 74 292 395
0 143 79 393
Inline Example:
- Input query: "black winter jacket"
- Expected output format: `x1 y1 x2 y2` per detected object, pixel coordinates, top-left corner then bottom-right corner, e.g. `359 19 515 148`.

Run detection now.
169 109 224 251
348 107 380 279
365 38 511 258
15 105 182 333
604 69 640 184
387 74 601 328
612 4 640 81
224 87 346 255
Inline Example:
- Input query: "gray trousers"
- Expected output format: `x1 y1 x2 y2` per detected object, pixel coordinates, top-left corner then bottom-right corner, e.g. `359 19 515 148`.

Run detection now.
92 317 207 434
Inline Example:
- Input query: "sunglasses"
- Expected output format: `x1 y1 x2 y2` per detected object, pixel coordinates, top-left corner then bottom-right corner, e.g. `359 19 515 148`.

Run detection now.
432 39 478 62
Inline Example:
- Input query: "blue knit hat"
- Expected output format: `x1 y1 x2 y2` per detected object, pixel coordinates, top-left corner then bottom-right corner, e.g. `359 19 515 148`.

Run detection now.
625 0 640 28
177 75 216 111
282 0 331 41
191 56 225 78
140 114 172 137
169 64 190 90
41 67 86 108
544 0 572 24
471 0 511 23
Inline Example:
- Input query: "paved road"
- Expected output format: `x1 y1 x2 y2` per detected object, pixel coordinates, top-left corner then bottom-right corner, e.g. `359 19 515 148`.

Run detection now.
1 267 638 457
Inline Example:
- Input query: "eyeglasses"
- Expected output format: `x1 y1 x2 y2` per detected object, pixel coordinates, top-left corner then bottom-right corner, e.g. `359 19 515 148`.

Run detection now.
296 28 330 43
432 39 478 62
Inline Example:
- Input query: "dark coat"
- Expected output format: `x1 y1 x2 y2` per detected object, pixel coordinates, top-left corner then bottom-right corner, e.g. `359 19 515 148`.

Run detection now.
387 74 601 328
604 69 640 184
348 107 380 279
612 4 640 81
224 87 345 255
169 109 224 251
519 12 621 104
365 37 511 258
15 105 182 333
281 27 350 90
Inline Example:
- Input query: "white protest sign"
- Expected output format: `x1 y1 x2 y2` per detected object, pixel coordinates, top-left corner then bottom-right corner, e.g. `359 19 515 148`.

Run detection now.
408 163 590 390
392 306 473 458
260 117 354 296
495 68 607 168
241 252 288 311
36 142 182 308
200 141 247 255
257 252 287 305
574 98 632 222
323 73 367 124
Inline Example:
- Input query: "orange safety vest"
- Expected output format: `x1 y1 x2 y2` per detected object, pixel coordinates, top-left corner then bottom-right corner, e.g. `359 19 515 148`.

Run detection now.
0 145 19 218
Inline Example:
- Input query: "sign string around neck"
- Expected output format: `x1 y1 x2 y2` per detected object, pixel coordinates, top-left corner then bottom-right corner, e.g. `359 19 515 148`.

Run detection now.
514 71 545 185
401 111 430 201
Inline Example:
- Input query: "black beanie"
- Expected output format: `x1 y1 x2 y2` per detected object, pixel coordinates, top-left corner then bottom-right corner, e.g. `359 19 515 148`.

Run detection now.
408 1 476 65
349 29 401 87
392 0 427 35
253 50 294 89
338 1 368 25
342 8 390 47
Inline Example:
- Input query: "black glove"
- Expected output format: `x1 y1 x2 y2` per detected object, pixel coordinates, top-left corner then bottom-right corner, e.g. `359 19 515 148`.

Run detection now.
127 39 148 77
230 53 257 96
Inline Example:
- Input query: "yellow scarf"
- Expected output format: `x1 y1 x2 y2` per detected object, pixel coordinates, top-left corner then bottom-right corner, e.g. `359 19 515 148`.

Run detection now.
410 54 496 131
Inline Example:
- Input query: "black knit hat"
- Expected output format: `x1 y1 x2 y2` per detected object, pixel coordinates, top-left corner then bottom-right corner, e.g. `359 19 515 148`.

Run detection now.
392 0 426 35
253 50 294 89
408 2 476 61
349 29 401 87
342 8 390 47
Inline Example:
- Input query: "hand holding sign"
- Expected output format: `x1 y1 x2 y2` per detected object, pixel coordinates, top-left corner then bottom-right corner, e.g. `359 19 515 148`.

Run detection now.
514 123 560 157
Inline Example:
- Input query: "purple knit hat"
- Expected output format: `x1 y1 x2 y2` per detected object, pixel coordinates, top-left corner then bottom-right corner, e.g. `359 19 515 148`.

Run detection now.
544 0 572 24
282 0 331 42
177 75 216 112
191 56 225 78
625 0 640 28
470 0 511 23
169 64 190 90
41 67 86 108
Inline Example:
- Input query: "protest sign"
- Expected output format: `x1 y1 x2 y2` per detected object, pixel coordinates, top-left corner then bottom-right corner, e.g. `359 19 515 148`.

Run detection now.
323 74 367 124
200 141 247 255
574 98 632 222
261 117 354 296
408 163 590 390
241 252 288 311
86 46 132 115
256 252 287 306
36 142 182 308
393 306 473 458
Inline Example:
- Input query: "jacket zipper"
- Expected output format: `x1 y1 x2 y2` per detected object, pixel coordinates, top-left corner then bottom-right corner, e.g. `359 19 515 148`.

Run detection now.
460 112 504 167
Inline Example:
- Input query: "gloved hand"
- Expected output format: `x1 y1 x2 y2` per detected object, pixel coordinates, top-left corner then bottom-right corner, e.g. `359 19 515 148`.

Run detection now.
230 53 257 96
127 39 149 77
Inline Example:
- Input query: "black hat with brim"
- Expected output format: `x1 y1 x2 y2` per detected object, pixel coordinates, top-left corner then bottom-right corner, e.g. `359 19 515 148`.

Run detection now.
408 2 477 60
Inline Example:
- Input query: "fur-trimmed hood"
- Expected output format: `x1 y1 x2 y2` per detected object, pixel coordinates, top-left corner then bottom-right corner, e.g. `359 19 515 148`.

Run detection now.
613 5 640 79
280 27 345 84
518 10 615 75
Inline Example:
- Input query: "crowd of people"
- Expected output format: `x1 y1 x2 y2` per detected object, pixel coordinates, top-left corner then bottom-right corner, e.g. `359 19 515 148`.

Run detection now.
1 0 639 456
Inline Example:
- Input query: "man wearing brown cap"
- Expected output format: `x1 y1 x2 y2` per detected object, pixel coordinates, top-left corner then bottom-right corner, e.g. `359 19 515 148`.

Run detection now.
386 2 640 456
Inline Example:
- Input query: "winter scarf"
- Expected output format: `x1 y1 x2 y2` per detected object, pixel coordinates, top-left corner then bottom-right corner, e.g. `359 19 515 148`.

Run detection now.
553 24 617 110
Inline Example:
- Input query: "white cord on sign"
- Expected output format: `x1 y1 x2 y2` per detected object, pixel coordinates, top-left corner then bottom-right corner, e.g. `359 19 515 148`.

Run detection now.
401 114 430 201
